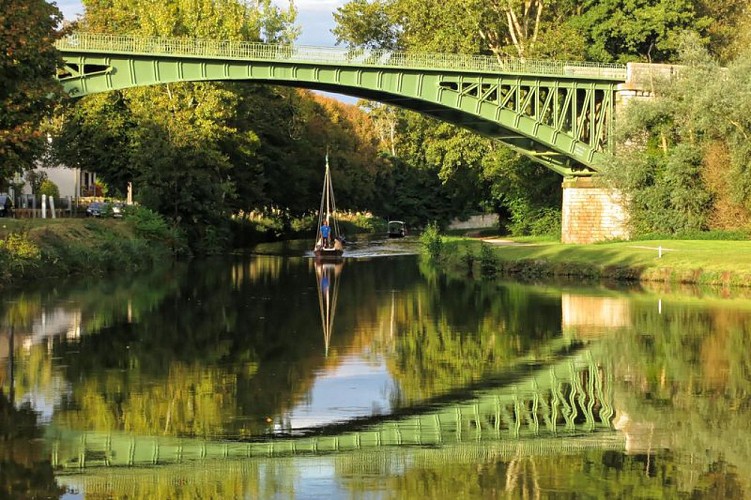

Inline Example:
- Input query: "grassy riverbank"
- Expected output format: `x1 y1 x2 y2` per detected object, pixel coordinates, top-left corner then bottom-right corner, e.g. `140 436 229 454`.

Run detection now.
6 212 750 291
0 209 182 290
440 236 751 287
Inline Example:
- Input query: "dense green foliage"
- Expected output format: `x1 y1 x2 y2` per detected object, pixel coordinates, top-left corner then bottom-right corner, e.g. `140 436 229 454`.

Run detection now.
0 0 64 188
49 0 391 252
603 38 751 235
333 0 751 237
5 0 751 246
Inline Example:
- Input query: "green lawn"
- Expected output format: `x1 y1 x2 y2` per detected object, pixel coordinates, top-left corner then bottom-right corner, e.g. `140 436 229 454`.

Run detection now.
446 237 751 287
490 239 751 269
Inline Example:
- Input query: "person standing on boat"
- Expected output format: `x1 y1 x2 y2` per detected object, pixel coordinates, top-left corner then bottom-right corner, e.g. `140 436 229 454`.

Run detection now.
320 219 331 248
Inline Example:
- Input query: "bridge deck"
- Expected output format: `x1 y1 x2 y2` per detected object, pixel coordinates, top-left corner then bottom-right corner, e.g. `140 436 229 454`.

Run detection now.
56 33 627 81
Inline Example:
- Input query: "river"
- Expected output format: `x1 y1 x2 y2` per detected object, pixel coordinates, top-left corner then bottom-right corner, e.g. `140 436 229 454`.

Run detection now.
0 235 748 498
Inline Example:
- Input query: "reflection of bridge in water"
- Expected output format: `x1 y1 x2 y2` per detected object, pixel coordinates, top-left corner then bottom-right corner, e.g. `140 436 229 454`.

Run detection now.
49 344 621 471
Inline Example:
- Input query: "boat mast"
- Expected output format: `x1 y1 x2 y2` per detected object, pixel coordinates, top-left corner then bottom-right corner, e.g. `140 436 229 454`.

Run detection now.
324 155 340 237
325 157 331 222
316 153 341 243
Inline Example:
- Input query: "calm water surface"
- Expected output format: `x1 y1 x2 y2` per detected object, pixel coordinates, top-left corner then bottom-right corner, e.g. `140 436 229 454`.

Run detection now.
1 236 749 498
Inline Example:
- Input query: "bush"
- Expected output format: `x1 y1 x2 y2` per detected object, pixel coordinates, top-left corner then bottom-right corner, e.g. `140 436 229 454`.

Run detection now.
0 232 42 275
461 247 476 275
124 205 188 256
420 221 444 260
479 244 499 277
39 179 60 200
507 198 561 238
195 224 231 256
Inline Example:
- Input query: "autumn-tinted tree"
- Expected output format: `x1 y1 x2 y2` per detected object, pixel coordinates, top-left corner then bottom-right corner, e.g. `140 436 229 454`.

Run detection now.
695 0 749 63
601 37 751 235
0 0 63 189
333 0 567 234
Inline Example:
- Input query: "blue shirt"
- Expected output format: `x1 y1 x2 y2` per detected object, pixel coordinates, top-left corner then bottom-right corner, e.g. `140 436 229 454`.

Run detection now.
321 225 330 238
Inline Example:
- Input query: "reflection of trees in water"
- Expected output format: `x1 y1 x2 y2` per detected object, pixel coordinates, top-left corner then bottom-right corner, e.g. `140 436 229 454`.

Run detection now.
46 257 341 439
0 267 182 439
334 446 734 497
54 362 245 438
0 390 65 498
603 299 751 496
3 256 641 451
385 276 563 403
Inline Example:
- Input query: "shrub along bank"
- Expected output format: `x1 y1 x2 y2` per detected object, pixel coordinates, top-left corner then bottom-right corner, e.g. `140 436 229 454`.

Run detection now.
0 206 185 290
0 207 384 291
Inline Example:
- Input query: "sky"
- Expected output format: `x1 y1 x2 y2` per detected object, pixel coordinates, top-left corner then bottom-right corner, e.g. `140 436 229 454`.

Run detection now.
55 0 346 47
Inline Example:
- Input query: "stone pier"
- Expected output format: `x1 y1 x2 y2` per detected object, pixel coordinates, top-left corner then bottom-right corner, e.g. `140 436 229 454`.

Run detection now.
559 63 683 244
561 177 629 244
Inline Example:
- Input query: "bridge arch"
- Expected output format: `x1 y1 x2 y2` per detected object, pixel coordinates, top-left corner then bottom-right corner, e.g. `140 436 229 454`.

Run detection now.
49 347 617 470
56 34 627 176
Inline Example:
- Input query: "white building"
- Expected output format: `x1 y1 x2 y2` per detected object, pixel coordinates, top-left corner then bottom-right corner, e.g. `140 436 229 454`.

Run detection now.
11 166 98 201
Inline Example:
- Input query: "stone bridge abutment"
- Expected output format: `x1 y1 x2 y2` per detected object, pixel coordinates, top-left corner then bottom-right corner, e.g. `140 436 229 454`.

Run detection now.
561 62 680 244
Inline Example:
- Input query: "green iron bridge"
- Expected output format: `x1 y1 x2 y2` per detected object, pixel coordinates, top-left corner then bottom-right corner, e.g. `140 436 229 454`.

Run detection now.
48 347 620 471
55 33 628 177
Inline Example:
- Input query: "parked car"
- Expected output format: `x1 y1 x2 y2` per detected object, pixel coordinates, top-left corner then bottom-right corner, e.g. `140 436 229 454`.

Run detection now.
86 201 106 217
0 194 13 217
86 201 125 218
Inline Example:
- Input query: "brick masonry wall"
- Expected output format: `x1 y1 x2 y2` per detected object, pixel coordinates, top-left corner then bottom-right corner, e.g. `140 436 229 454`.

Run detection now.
558 62 666 244
561 179 629 244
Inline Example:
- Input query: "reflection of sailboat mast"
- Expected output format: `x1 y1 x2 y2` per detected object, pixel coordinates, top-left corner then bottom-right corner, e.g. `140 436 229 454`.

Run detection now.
315 262 343 356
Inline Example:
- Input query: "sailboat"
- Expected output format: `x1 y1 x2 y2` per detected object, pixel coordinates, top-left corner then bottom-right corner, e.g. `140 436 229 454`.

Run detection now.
313 155 344 260
315 260 343 356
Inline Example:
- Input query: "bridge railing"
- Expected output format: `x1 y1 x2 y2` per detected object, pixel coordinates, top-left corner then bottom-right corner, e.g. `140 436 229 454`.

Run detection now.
56 33 627 81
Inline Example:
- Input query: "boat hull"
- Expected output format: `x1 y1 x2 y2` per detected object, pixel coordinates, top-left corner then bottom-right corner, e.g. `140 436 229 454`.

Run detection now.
314 248 344 261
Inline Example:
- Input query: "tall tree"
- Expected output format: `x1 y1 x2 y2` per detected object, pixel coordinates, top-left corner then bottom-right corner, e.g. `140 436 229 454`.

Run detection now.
52 0 299 251
333 0 568 233
570 0 711 63
332 0 400 50
696 0 751 63
473 0 546 59
0 0 63 188
333 0 587 60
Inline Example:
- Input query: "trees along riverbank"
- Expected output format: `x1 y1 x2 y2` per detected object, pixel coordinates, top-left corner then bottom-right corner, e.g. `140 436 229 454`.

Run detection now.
0 206 384 291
